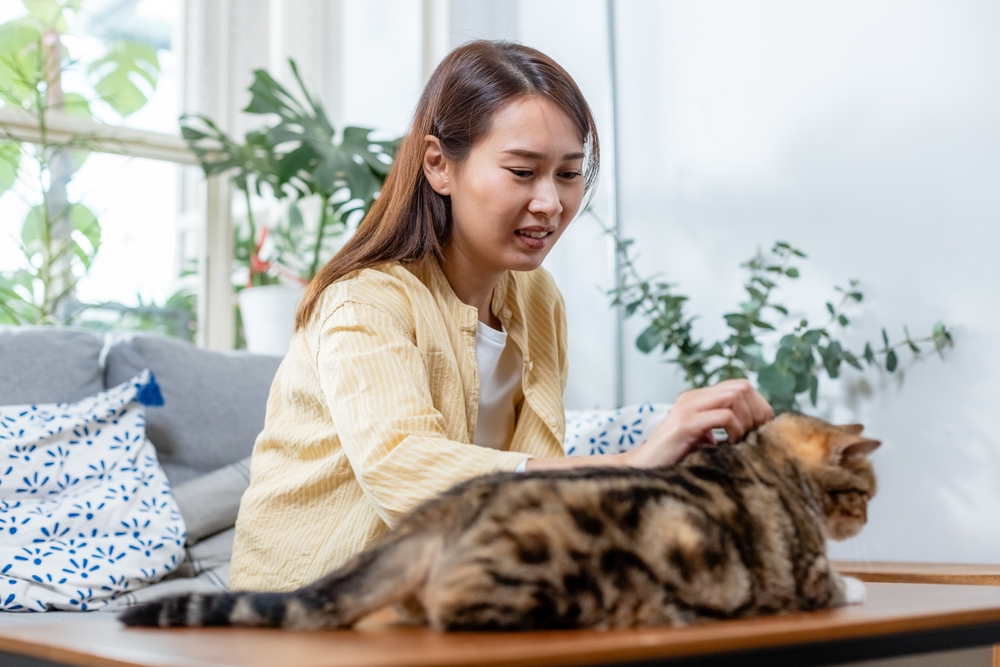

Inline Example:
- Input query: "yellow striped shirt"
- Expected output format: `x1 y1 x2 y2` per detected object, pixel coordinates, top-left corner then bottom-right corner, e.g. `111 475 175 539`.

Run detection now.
229 256 567 591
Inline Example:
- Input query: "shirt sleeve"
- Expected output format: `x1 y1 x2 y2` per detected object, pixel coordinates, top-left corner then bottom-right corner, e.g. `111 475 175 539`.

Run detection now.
316 299 529 527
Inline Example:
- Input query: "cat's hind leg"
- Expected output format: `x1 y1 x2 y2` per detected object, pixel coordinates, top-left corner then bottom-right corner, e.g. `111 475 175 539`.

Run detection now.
284 531 444 629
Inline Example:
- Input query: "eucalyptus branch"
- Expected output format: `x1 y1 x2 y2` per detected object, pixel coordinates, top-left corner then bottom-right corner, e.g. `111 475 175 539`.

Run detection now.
593 212 955 413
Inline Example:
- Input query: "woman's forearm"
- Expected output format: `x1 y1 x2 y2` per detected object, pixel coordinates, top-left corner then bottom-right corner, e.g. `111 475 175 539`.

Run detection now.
523 452 632 472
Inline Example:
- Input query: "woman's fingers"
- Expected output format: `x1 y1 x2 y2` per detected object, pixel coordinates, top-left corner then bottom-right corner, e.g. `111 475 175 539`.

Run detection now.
672 379 774 443
680 408 740 444
625 380 776 469
750 389 775 425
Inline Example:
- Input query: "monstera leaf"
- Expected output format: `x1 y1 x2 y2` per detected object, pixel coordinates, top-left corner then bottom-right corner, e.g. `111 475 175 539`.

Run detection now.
88 41 159 117
245 61 397 202
180 116 281 196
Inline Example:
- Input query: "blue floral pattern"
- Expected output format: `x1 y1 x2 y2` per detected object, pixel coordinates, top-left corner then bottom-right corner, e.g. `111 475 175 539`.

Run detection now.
0 370 185 612
564 403 672 456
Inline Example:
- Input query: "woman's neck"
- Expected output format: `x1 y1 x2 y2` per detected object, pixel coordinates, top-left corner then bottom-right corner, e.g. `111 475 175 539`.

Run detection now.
439 243 504 330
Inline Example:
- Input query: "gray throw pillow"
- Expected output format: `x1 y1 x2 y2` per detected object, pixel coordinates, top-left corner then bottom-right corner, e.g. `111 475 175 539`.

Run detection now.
0 326 104 405
172 456 251 545
102 332 282 482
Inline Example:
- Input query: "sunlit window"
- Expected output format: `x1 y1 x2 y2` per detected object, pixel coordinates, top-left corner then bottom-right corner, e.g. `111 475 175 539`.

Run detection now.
0 0 194 340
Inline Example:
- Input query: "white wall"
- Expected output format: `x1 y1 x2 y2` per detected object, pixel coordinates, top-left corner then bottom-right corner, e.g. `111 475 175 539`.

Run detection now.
612 0 1000 563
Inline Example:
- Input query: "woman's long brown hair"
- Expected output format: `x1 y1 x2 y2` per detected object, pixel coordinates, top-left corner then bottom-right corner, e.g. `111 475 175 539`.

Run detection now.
295 40 600 329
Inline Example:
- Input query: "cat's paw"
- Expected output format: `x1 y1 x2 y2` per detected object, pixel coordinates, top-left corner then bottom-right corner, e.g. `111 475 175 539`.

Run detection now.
840 575 867 605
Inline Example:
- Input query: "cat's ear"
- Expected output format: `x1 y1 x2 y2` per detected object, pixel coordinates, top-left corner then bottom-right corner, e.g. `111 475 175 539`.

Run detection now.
832 436 881 463
838 424 865 435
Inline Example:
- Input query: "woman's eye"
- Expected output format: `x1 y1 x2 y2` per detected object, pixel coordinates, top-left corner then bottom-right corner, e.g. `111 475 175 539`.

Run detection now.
559 171 582 180
509 169 533 178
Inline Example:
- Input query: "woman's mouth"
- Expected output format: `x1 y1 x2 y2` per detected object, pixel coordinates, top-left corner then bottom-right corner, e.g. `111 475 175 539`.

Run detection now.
515 229 553 250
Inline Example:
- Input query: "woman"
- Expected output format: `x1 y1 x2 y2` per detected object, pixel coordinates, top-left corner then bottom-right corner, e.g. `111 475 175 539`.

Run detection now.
230 41 772 592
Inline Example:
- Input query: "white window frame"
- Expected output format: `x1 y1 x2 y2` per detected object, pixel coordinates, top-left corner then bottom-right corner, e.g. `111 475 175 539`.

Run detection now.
0 92 234 352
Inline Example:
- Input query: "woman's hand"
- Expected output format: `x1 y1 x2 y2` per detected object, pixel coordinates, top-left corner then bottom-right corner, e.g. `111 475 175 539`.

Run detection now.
621 380 774 469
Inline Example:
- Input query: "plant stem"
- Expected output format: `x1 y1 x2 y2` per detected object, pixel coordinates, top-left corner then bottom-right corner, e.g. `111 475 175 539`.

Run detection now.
308 194 330 279
243 187 261 287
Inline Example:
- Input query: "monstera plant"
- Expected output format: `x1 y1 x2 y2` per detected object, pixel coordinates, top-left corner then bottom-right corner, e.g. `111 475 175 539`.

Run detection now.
180 58 398 351
0 0 162 325
181 59 399 288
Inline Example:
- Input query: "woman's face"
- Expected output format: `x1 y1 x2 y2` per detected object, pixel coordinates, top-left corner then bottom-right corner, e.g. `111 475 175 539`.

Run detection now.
426 96 587 276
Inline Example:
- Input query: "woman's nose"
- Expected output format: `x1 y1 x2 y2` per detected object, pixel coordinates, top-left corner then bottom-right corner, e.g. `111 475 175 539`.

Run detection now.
528 178 563 218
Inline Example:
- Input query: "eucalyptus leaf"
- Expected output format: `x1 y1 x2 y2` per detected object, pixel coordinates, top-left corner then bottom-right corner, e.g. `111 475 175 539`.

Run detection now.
636 325 661 353
886 349 898 372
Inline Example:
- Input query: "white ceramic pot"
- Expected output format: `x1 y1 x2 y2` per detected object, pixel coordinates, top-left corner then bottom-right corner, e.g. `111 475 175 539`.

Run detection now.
237 284 304 356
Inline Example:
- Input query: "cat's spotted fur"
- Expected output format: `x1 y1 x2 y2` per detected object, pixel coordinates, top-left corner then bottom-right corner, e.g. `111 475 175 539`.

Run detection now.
119 413 878 631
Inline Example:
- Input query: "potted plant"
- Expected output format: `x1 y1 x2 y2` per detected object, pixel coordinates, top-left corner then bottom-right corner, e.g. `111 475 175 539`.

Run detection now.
181 59 398 354
597 213 954 414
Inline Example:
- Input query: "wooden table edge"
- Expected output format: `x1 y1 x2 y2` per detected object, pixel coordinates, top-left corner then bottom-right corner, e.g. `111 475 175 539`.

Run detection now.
2 594 1000 667
834 561 1000 587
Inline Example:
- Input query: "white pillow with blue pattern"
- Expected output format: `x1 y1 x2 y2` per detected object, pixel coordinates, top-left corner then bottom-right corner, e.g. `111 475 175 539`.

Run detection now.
563 403 671 456
0 370 186 611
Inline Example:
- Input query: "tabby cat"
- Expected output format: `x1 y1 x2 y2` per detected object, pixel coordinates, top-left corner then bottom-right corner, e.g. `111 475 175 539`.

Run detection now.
120 412 879 631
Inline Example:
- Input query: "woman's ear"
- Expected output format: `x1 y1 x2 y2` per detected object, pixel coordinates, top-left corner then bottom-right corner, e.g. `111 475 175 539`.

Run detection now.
422 135 451 195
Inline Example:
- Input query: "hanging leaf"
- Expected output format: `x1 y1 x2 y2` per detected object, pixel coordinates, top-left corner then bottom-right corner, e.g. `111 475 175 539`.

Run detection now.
0 21 42 105
838 314 849 326
636 325 661 354
886 349 898 372
69 203 101 266
843 350 863 370
863 342 875 365
758 364 797 398
0 141 20 197
88 41 160 117
21 204 47 253
809 374 819 406
785 267 799 278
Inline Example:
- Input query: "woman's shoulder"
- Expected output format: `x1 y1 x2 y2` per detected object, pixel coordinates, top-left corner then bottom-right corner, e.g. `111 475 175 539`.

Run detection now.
311 261 425 325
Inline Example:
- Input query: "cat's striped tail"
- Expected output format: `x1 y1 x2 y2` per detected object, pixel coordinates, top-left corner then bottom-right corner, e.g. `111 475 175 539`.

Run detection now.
118 591 291 628
118 530 443 629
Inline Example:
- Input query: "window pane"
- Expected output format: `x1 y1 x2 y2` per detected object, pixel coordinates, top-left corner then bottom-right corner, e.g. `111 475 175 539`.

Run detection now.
0 152 201 341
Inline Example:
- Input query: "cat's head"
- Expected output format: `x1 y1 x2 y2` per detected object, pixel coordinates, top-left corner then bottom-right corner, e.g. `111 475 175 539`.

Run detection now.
761 413 880 540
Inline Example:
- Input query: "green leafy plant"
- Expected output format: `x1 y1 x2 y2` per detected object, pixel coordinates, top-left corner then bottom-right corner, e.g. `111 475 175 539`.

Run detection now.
180 59 399 288
0 0 161 324
599 215 954 413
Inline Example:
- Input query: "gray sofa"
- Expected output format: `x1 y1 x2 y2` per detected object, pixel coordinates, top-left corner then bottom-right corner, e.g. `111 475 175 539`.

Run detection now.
0 326 283 625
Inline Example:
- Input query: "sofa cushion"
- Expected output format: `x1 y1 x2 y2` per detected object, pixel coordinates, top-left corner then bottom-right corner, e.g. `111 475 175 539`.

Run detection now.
102 333 282 483
172 456 251 545
0 326 103 405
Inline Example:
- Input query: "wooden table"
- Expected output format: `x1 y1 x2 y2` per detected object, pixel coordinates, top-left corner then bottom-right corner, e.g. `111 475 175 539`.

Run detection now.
2 580 1000 667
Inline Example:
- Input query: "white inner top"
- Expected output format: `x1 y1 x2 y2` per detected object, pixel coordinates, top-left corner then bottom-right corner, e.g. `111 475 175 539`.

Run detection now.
474 320 524 452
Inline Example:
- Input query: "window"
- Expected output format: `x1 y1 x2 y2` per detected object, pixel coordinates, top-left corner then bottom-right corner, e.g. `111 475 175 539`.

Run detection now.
0 0 200 342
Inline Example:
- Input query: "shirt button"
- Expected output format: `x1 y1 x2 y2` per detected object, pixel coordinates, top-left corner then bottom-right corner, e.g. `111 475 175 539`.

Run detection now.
502 309 512 319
